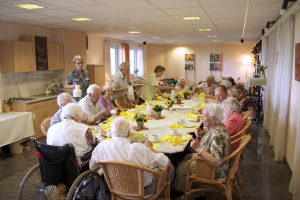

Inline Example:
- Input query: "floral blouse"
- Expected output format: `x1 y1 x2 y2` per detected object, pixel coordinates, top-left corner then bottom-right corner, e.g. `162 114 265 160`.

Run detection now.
66 69 90 96
199 125 231 179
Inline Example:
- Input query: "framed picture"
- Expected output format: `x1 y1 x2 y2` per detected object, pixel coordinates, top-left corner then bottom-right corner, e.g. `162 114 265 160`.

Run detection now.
210 53 222 72
210 54 220 62
210 63 221 71
296 43 300 81
185 53 195 70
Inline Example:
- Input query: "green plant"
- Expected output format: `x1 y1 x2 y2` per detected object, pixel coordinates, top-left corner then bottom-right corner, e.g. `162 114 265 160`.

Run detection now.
152 104 164 112
174 92 184 100
257 64 267 78
134 113 147 122
165 99 174 107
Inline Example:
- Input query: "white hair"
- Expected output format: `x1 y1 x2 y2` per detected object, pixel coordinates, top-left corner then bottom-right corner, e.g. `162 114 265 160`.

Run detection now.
219 80 232 89
57 92 73 107
205 103 224 124
222 97 241 112
87 84 100 95
119 62 130 70
60 103 83 121
178 77 185 82
72 55 83 64
102 82 113 92
111 117 131 138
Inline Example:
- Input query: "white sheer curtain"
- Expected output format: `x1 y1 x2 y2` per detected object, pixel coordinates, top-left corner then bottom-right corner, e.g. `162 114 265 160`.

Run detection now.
263 17 294 161
104 40 111 82
137 44 144 77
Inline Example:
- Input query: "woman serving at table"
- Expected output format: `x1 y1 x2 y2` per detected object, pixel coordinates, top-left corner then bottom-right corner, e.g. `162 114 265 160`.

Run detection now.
174 103 231 192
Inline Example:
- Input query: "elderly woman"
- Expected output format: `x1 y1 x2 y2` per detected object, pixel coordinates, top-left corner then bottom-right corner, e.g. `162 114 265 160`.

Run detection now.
99 83 115 109
193 75 217 95
47 103 97 158
175 77 189 92
64 55 90 97
50 92 73 126
223 97 245 151
220 79 238 98
174 103 231 192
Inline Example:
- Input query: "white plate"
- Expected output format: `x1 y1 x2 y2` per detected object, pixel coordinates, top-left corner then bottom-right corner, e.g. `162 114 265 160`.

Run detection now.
183 123 196 128
187 118 197 122
173 105 190 110
181 136 187 141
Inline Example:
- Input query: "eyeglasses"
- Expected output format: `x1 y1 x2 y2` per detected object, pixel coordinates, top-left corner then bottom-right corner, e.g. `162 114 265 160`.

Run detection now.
75 62 83 65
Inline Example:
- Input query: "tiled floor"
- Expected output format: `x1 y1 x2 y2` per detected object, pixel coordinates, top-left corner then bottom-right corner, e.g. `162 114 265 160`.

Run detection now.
0 123 293 200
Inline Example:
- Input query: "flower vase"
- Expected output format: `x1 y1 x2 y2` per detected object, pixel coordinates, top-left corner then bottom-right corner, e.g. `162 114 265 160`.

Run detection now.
154 111 162 118
176 99 182 104
136 121 144 130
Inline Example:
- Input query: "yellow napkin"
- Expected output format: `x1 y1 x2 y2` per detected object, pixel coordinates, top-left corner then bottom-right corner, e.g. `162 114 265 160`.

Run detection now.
160 133 192 145
185 113 198 119
198 92 206 98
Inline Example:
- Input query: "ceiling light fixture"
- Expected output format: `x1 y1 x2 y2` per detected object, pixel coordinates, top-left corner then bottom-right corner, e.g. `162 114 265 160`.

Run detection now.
128 31 141 34
212 40 221 42
14 3 45 9
207 35 217 38
183 16 200 21
241 0 250 43
198 28 211 31
165 41 174 43
72 17 91 22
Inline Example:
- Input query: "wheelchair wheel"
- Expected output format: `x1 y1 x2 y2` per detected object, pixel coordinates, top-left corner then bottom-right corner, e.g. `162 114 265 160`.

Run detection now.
18 163 45 200
66 170 102 200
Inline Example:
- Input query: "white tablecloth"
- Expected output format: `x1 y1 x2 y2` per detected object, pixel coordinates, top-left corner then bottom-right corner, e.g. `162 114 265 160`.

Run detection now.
0 112 35 147
244 78 267 89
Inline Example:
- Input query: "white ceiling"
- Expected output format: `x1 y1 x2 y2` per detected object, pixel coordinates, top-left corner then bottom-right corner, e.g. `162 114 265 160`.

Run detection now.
0 0 284 44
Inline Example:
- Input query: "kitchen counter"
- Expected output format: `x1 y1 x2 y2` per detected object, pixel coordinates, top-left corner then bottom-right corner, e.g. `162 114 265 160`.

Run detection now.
12 94 59 104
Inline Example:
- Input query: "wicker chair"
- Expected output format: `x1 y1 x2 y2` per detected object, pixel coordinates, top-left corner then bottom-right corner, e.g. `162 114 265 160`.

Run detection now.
41 117 51 136
241 110 252 121
230 118 252 141
184 135 251 200
99 161 171 200
114 97 135 110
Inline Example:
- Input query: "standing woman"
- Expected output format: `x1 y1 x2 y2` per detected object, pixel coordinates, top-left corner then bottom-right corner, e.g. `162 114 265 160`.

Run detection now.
64 55 90 97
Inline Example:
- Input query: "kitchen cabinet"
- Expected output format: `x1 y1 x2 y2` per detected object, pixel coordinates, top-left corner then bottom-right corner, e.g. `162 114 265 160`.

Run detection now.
48 43 65 70
0 41 35 73
87 65 105 86
11 99 59 138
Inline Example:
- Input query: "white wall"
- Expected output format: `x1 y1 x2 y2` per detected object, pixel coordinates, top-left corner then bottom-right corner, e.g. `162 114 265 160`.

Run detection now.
286 12 300 170
145 43 254 85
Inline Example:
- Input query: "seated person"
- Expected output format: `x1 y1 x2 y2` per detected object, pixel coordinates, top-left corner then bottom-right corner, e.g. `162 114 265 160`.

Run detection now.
220 79 238 98
214 85 228 105
90 117 172 195
47 103 97 159
175 77 189 92
223 97 245 151
99 83 115 109
193 75 217 95
50 92 73 126
79 84 111 124
174 103 231 192
139 65 175 102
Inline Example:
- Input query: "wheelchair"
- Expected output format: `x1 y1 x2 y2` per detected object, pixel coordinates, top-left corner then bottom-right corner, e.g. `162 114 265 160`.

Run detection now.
17 137 106 200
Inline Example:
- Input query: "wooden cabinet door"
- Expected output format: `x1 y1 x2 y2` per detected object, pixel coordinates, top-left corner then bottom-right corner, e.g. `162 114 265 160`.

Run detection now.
45 99 59 117
48 43 65 70
12 41 35 72
0 41 14 73
31 107 46 138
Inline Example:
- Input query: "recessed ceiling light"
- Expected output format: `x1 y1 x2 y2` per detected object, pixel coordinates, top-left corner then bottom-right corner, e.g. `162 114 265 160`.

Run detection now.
14 3 45 10
198 28 211 31
165 41 174 43
207 35 217 38
72 17 91 22
183 16 200 21
212 40 221 42
128 31 141 34
152 36 160 39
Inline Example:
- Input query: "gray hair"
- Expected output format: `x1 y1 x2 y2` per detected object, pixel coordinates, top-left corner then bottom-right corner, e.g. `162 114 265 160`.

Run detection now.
102 83 113 92
57 92 73 107
178 77 185 82
111 117 131 138
119 62 130 70
219 80 232 89
207 75 214 81
60 103 83 121
72 55 83 65
222 97 241 112
87 84 100 95
205 103 224 124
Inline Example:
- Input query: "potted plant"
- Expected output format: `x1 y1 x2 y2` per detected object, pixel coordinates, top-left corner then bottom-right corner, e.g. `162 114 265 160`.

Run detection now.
174 92 184 104
133 113 147 130
152 104 164 118
165 99 174 110
183 91 191 99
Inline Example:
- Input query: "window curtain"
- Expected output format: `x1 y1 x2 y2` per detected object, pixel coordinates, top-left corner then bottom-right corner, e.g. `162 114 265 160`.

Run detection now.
104 40 111 82
137 44 144 77
263 17 294 161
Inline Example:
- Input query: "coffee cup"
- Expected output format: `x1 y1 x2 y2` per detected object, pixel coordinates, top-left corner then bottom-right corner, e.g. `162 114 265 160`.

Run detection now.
170 129 178 135
150 135 159 143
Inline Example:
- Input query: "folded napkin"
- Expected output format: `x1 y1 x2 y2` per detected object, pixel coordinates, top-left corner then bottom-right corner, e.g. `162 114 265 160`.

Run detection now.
185 113 198 119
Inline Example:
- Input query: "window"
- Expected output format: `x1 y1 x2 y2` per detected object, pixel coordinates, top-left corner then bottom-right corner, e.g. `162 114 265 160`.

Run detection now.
109 43 123 76
130 45 144 77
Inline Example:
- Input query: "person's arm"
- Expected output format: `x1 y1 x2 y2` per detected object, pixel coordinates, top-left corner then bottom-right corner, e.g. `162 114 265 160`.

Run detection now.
64 73 75 89
85 128 98 148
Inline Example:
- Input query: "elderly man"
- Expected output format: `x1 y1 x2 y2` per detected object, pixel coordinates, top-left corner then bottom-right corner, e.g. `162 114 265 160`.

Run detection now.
90 117 171 195
79 84 111 124
50 92 73 126
47 103 97 158
111 62 130 99
223 97 245 151
214 85 228 105
175 77 189 91
194 75 217 95
139 65 175 102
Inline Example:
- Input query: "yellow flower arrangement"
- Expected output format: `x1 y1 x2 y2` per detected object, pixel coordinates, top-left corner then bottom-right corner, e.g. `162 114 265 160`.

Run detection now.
134 113 147 122
174 92 184 100
165 99 174 107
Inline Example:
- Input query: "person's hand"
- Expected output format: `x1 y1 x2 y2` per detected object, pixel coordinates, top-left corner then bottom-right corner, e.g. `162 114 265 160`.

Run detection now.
190 138 200 150
195 128 204 138
124 87 129 93
144 139 153 149
101 108 111 117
